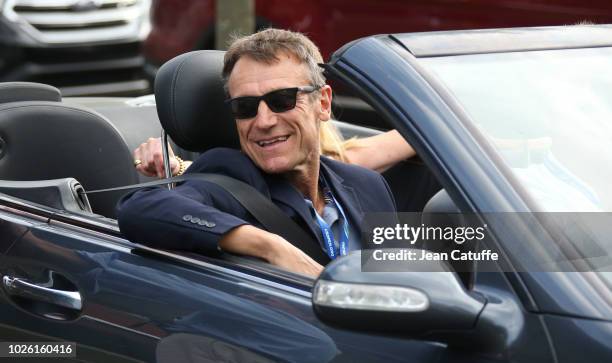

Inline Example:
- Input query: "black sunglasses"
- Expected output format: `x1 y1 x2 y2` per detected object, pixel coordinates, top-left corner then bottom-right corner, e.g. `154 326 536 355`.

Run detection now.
226 85 322 120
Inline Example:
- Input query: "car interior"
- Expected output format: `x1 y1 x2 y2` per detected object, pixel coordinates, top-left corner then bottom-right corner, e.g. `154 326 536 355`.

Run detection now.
0 82 138 218
0 51 467 283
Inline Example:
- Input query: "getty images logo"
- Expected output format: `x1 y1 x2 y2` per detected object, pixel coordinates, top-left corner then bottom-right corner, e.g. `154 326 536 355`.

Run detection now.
371 223 488 245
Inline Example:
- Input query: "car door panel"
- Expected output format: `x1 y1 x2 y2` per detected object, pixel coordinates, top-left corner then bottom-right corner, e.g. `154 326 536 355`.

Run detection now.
0 210 455 362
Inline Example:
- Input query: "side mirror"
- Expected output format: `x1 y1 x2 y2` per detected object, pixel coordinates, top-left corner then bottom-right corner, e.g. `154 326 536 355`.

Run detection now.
313 251 519 351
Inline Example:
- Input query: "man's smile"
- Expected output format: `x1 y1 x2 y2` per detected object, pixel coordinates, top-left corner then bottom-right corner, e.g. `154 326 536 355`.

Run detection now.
254 135 291 149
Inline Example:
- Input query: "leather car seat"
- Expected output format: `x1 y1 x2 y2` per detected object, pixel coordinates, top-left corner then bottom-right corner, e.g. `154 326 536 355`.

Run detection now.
0 82 139 218
154 50 239 152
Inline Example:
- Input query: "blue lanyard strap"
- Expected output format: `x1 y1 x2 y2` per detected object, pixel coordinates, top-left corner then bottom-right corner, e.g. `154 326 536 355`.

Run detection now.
310 186 350 260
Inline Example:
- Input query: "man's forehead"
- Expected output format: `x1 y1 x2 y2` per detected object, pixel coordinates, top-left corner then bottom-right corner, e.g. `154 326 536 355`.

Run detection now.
228 52 310 94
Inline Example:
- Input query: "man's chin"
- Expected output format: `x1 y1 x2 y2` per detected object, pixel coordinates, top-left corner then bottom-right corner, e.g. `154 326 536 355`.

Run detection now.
259 164 291 174
255 157 292 174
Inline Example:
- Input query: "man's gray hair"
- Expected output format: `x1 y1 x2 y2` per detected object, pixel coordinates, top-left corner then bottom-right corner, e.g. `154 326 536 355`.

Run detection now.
222 28 326 93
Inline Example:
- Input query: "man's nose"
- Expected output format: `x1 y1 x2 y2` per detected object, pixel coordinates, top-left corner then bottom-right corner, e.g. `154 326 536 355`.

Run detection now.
252 100 278 128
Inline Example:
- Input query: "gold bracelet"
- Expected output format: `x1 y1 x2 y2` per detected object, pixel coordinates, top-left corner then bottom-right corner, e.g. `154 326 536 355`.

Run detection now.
174 156 187 176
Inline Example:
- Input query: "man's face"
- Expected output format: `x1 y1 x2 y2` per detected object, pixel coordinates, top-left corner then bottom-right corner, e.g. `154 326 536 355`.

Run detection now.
227 52 332 174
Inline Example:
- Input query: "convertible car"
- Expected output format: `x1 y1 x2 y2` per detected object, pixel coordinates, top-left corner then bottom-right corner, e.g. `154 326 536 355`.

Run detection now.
0 25 611 362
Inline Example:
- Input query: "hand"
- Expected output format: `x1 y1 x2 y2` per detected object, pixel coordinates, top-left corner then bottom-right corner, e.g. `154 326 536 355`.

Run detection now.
133 137 179 177
219 225 324 277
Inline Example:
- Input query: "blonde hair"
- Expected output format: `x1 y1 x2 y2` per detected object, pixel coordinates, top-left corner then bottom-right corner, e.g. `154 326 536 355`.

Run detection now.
319 122 366 163
319 122 346 162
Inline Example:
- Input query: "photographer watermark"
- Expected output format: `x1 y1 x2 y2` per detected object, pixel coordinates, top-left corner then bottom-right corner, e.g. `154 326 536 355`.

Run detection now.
361 212 612 272
372 224 486 245
370 248 498 262
370 222 498 262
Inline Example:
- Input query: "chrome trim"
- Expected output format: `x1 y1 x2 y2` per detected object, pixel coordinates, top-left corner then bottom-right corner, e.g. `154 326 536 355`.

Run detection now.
3 275 83 310
0 205 50 224
133 246 314 297
83 315 162 340
161 130 173 189
41 221 130 251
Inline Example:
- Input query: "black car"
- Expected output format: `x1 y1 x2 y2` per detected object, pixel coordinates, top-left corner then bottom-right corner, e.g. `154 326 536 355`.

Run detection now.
0 25 611 362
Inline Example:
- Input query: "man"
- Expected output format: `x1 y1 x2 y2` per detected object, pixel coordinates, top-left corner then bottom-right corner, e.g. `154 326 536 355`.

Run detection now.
118 29 396 277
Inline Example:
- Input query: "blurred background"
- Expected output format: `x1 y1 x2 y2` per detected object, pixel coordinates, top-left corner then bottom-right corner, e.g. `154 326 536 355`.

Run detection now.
2 0 611 101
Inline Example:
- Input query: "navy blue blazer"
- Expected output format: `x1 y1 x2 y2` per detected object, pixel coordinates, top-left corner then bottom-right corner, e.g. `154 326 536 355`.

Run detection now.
117 148 396 257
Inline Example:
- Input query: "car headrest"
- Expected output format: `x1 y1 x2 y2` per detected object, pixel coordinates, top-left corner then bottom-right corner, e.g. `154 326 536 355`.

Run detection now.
154 50 239 153
0 101 138 218
0 82 61 104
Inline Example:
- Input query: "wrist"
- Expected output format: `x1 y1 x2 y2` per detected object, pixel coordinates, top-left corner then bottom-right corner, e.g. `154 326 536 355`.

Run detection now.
260 233 291 264
173 156 187 176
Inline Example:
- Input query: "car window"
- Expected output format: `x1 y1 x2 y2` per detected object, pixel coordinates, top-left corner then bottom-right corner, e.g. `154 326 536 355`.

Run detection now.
420 46 612 213
420 47 612 282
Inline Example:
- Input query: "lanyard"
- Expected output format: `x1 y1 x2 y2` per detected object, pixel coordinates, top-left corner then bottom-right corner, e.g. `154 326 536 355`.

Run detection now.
310 185 350 260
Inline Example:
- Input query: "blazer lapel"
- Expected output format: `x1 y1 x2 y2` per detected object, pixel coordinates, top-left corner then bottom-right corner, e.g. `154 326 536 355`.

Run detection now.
320 159 365 229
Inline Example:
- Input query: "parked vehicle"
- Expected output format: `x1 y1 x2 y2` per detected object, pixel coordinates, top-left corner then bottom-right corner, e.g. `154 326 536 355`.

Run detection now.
0 24 611 362
144 0 612 64
144 0 612 128
0 0 151 96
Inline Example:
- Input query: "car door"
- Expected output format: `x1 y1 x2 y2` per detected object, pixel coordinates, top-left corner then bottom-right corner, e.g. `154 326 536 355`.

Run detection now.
0 208 333 362
0 203 161 362
0 195 454 362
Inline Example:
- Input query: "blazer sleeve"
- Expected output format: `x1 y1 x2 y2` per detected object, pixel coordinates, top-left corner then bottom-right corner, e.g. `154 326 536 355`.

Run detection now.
116 148 260 255
117 184 249 255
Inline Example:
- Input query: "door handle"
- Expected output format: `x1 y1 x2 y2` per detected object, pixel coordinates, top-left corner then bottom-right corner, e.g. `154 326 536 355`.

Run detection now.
2 275 82 310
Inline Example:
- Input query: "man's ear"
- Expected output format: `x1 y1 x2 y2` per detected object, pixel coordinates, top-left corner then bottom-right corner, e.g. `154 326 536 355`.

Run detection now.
318 85 333 122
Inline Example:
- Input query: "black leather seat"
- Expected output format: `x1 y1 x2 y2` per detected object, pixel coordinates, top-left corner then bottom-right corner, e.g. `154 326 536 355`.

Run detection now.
154 50 239 153
0 82 138 218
